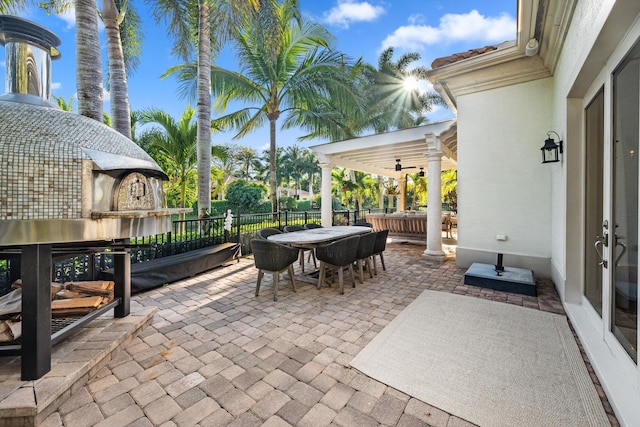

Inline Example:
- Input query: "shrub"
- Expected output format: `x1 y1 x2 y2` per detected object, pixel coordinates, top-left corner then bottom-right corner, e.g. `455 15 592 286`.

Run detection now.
210 200 228 216
226 180 268 213
296 200 311 211
279 196 297 210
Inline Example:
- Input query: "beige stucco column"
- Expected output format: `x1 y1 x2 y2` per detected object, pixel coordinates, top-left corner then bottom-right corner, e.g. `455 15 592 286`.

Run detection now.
398 174 407 211
320 162 333 227
423 133 445 261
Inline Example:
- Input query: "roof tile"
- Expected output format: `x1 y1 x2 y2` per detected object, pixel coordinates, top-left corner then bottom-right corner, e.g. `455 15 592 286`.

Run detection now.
431 45 498 69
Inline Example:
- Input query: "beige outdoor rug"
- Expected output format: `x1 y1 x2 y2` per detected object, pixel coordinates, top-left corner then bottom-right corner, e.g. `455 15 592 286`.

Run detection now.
350 290 610 427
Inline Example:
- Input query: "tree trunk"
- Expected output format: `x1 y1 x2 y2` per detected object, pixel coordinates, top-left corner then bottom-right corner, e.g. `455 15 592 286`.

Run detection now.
269 118 278 213
76 0 103 121
197 2 212 217
102 0 131 138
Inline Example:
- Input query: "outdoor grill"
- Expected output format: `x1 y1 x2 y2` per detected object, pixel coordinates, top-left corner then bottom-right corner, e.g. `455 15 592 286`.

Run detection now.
0 15 184 380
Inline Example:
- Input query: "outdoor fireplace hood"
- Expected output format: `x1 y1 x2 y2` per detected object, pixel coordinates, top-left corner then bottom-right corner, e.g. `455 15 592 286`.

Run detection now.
0 15 187 246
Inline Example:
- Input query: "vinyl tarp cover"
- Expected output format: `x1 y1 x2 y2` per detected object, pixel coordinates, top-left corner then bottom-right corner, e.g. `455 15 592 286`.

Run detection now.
100 243 240 293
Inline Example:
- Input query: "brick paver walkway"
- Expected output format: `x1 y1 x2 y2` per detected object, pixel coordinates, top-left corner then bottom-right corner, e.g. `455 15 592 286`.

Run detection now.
41 242 619 426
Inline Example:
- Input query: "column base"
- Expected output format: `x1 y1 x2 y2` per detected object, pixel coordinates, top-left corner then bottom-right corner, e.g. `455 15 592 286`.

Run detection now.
422 250 446 265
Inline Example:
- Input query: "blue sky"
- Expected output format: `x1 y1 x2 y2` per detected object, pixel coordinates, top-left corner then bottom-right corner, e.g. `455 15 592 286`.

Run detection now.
1 1 516 151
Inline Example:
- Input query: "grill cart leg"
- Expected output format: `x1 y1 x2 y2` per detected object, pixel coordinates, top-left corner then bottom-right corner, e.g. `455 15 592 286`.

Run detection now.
114 243 130 318
21 244 52 380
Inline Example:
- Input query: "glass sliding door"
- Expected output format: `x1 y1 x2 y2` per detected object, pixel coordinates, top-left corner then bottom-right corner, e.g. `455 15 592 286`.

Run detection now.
611 41 639 362
584 89 605 316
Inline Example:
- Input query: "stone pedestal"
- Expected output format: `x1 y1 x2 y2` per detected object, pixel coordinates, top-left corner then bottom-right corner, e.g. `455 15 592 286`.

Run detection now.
464 262 536 296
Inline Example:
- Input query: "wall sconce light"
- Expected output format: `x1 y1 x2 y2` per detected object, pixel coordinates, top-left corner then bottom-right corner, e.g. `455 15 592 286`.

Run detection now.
541 131 563 163
419 167 425 177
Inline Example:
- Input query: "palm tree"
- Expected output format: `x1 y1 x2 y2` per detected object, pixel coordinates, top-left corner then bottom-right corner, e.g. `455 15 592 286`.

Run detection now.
363 47 444 133
139 106 228 218
149 0 257 219
101 0 143 138
300 149 319 202
53 95 74 112
74 0 104 121
0 0 29 14
350 171 376 212
39 0 141 134
332 168 354 209
284 145 306 199
441 170 457 211
183 0 359 213
408 172 428 210
235 146 257 179
38 1 104 123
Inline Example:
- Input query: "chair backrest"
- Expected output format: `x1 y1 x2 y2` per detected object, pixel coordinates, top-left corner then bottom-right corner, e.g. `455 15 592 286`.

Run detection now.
250 239 299 271
373 229 389 254
284 225 304 233
356 232 377 259
315 235 360 266
304 223 323 229
257 228 282 239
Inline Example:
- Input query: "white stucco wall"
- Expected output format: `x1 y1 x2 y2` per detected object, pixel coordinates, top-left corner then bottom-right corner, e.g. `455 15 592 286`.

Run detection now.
543 1 640 426
547 0 617 289
457 77 553 275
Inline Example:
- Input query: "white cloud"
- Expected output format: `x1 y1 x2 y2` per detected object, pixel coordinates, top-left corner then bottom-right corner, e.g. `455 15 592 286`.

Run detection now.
55 7 104 31
381 10 516 51
51 82 62 91
102 88 111 102
56 8 76 29
322 1 386 29
408 14 426 25
0 60 5 68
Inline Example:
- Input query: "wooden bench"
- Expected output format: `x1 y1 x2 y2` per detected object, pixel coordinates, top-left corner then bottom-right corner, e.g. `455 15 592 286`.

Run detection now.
366 213 452 238
100 243 241 293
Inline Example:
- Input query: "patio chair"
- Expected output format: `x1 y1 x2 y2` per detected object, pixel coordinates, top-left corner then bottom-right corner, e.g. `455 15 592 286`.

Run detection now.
250 239 299 301
283 225 316 272
303 223 323 229
257 228 282 240
315 235 360 295
372 229 389 275
354 232 376 284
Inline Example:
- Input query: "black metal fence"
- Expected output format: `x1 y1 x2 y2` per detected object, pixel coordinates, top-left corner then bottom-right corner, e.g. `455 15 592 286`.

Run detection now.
0 207 393 293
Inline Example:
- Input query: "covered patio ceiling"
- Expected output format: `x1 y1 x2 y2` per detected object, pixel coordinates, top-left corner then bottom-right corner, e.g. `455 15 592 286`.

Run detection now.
309 119 457 179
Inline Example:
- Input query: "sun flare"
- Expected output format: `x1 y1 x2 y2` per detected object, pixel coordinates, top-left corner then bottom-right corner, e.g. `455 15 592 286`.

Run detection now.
403 76 420 91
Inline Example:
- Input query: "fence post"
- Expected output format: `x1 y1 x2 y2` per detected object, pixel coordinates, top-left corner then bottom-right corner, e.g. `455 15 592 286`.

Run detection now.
235 206 241 244
304 211 308 223
167 231 173 255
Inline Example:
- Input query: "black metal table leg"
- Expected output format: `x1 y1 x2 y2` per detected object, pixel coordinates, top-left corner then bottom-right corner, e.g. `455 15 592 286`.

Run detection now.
113 243 130 318
21 244 52 380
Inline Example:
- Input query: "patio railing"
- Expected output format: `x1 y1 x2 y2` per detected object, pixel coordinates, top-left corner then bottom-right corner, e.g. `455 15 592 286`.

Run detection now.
0 207 394 293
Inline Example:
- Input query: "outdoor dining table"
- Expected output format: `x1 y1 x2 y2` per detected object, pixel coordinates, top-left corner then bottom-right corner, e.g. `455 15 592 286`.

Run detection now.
267 225 372 284
267 225 372 246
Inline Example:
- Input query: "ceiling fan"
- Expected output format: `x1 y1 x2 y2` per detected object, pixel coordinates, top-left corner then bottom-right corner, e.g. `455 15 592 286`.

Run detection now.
395 158 417 172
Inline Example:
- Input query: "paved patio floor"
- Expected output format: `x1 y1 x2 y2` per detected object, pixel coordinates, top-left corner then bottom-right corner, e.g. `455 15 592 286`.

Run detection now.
41 241 619 427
